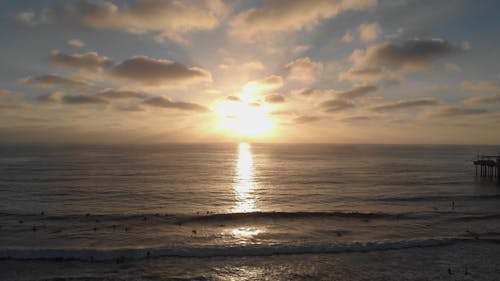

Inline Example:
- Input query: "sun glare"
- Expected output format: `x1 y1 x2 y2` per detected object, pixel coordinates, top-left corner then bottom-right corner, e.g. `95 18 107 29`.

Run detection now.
216 100 274 137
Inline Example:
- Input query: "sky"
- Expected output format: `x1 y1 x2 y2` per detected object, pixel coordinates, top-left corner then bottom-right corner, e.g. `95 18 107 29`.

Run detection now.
1 0 500 144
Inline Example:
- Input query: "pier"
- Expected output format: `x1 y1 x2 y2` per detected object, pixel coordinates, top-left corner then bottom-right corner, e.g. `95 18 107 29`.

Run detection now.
473 155 500 182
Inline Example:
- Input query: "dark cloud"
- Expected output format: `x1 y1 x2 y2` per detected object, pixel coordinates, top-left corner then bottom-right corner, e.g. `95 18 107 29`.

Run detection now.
361 39 467 67
293 88 316 96
428 106 488 118
294 115 322 124
50 50 112 70
117 104 144 112
337 85 377 99
294 85 377 99
341 115 373 122
371 98 438 112
343 38 468 83
109 56 212 86
36 92 63 104
265 94 285 103
319 85 377 112
142 96 208 112
20 74 91 91
95 89 147 99
321 99 355 112
62 94 108 105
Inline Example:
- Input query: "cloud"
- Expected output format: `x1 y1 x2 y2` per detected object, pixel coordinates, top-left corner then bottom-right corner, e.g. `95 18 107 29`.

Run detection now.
352 38 467 69
62 94 108 105
95 89 147 99
292 45 312 54
230 0 377 41
15 10 49 26
342 38 468 83
20 74 92 91
226 95 242 102
54 0 227 44
371 98 438 112
337 85 377 99
444 63 461 72
341 32 354 44
294 115 322 124
317 85 377 112
292 88 317 97
358 22 381 43
67 39 85 48
0 102 24 111
117 104 144 112
285 57 323 82
37 91 140 105
427 106 488 118
464 94 500 105
142 96 208 112
244 75 284 93
295 85 376 97
36 92 63 104
461 80 500 92
340 66 402 84
321 99 355 112
341 115 373 122
50 50 112 71
0 89 14 97
241 61 265 71
265 94 285 103
109 56 212 86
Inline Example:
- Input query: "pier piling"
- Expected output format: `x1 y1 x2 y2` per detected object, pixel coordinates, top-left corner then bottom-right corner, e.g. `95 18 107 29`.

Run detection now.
473 155 500 183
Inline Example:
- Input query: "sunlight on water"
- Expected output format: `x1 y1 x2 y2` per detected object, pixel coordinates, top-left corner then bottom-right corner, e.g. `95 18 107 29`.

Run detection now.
231 227 264 239
232 143 257 213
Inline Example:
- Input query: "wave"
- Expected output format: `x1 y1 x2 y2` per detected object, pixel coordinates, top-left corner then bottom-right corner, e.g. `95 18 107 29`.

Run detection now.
0 238 471 261
373 194 500 202
446 214 500 222
175 211 419 224
0 211 421 224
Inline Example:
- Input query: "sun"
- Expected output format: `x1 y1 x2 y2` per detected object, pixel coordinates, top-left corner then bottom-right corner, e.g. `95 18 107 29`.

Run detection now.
215 100 274 137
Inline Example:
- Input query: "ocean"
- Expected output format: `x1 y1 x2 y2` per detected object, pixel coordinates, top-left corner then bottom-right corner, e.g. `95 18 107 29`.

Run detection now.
0 143 499 280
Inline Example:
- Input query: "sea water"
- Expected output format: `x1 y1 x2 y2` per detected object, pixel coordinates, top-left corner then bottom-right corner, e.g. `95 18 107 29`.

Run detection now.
0 143 499 280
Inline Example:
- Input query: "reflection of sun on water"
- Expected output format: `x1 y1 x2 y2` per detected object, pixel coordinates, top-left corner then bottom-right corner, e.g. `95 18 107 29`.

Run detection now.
231 227 264 238
230 143 266 243
233 143 256 213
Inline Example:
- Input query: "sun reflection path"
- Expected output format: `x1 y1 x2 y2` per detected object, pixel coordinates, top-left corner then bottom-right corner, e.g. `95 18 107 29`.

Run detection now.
233 143 257 213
